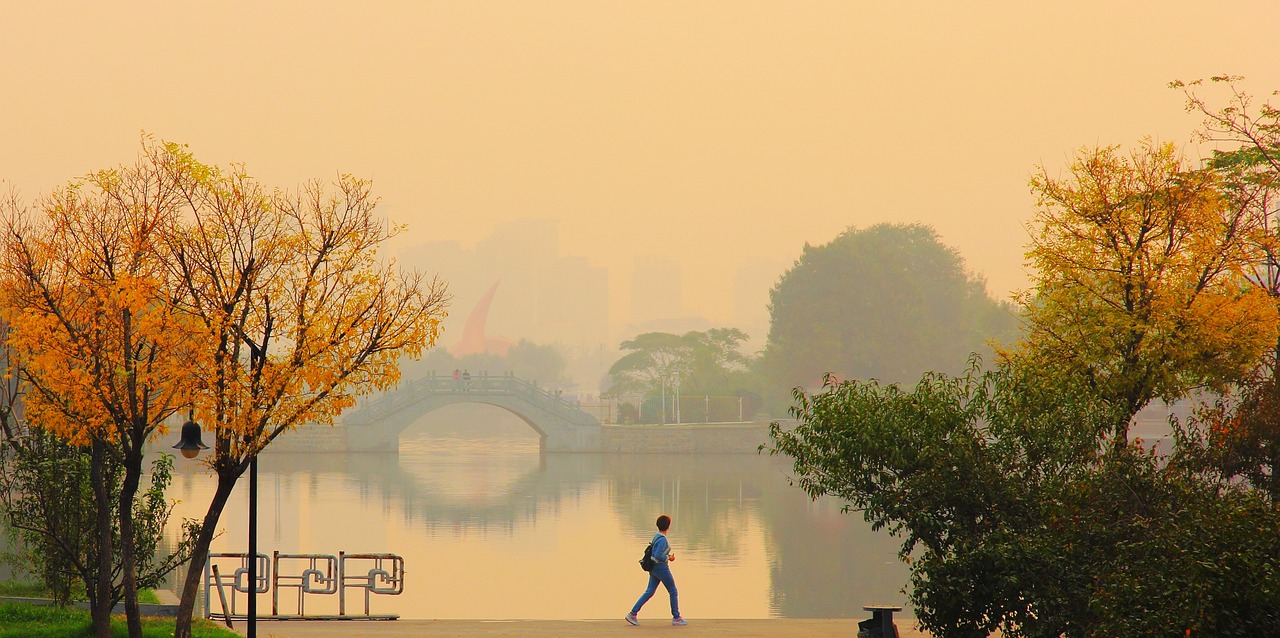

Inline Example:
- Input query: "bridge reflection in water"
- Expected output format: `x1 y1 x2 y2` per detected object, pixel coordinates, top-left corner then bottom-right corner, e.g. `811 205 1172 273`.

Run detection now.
166 415 909 620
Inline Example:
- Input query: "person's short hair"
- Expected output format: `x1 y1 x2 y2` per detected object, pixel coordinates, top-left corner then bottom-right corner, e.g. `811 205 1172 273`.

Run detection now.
656 515 671 532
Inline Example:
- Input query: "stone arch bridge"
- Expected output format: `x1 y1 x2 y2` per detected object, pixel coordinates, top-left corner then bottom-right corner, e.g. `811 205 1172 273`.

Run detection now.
341 372 602 453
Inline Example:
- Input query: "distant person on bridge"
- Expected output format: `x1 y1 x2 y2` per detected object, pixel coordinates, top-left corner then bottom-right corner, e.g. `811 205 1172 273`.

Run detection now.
462 369 472 390
453 368 461 389
626 514 687 627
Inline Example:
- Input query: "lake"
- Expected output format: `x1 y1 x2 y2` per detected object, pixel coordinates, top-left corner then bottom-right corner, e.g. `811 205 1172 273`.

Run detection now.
163 405 910 620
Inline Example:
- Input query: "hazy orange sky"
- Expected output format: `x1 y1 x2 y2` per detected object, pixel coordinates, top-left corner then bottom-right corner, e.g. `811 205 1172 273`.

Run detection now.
4 2 1279 327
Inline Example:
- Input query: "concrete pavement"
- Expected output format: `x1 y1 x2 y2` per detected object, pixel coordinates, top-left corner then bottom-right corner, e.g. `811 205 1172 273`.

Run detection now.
229 618 930 637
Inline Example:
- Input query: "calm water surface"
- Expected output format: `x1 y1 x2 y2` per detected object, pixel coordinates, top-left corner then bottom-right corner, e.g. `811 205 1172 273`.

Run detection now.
164 409 910 619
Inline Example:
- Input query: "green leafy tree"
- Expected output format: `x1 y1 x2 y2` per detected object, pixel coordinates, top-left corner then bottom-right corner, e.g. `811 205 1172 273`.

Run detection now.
683 328 752 394
762 223 1017 409
605 329 755 423
606 332 691 423
766 359 1280 637
0 427 89 605
0 426 193 612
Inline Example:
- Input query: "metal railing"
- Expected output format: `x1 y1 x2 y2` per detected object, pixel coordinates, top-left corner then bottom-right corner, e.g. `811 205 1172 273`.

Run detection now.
272 552 337 617
204 550 403 621
204 552 270 622
339 552 404 616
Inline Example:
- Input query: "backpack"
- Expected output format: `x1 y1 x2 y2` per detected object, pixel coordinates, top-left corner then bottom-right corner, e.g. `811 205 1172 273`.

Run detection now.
639 541 656 571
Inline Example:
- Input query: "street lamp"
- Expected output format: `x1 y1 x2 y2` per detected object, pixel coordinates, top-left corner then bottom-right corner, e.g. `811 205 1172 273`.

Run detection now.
173 415 259 638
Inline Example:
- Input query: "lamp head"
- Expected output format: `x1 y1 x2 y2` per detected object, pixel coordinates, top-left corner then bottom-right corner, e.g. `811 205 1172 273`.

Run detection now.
173 417 209 459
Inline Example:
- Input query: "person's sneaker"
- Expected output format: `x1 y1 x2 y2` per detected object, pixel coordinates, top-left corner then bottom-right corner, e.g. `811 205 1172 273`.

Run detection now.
624 613 639 625
672 617 688 626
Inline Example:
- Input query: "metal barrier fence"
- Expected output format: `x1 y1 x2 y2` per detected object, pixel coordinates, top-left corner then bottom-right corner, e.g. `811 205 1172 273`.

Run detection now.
204 551 403 621
609 395 749 424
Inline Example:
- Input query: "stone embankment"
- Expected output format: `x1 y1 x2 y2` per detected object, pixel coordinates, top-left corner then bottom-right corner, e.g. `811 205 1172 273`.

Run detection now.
266 419 795 454
600 422 775 454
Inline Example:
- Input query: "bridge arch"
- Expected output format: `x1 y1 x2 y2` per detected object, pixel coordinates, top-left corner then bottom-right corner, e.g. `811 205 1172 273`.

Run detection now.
342 373 602 453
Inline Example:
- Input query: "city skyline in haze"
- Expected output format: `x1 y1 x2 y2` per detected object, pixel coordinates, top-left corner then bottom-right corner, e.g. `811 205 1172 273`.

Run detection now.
4 2 1279 347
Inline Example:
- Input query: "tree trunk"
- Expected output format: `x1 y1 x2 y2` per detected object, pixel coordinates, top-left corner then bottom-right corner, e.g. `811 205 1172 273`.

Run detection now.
173 472 237 638
118 444 144 638
90 438 113 638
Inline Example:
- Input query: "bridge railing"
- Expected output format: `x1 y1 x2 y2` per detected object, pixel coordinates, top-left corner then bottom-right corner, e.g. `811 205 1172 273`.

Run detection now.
346 372 596 426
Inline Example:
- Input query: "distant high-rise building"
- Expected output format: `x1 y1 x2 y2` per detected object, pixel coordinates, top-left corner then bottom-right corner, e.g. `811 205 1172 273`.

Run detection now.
630 256 683 327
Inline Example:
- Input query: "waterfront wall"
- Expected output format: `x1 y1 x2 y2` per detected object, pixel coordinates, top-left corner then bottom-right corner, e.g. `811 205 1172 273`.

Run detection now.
267 424 351 453
600 423 775 454
266 420 792 454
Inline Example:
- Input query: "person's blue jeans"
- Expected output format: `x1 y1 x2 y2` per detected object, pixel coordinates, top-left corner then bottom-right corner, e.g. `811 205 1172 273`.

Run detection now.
630 562 679 618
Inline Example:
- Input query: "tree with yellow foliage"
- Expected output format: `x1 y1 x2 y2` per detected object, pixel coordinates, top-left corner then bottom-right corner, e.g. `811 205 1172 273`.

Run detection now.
162 152 448 638
1176 76 1280 369
0 144 204 638
1 138 449 638
1168 78 1280 505
1016 139 1278 449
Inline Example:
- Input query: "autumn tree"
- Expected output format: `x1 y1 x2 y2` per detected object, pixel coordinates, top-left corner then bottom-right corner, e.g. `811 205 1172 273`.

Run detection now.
0 148 202 638
1016 139 1278 448
164 155 449 638
1169 77 1280 503
1176 78 1280 360
0 139 448 638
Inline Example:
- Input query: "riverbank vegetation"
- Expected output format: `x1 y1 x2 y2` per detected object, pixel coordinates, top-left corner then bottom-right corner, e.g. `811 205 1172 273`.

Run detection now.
0 581 159 605
0 602 237 638
767 78 1280 637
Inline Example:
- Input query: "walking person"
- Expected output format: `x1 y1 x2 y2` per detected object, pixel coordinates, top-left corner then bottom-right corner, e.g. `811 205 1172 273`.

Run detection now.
626 514 687 626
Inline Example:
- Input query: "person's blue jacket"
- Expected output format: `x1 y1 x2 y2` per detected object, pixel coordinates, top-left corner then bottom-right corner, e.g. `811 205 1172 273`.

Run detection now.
651 532 670 564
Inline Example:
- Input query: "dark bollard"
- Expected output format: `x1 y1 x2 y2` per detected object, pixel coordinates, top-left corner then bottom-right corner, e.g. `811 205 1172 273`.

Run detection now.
858 605 901 638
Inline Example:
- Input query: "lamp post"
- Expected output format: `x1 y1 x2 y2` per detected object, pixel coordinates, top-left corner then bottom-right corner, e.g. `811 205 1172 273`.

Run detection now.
173 415 258 638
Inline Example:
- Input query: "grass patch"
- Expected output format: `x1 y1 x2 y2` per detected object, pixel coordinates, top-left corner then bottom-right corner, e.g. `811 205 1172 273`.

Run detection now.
0 580 51 598
0 581 160 604
0 602 238 637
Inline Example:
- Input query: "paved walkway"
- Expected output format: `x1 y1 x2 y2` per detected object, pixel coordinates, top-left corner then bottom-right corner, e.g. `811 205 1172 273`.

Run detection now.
230 618 929 637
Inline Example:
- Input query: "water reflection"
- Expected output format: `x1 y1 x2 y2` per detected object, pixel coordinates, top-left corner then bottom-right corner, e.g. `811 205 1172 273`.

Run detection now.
165 414 909 619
